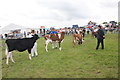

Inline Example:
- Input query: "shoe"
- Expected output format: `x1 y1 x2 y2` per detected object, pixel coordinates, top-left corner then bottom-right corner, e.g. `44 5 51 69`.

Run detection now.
96 48 98 50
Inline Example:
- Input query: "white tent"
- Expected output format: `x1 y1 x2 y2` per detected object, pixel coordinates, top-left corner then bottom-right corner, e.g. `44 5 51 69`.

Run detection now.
0 23 27 34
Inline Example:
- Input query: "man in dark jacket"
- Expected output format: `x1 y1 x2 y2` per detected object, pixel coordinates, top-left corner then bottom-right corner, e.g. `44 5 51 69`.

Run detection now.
96 25 105 50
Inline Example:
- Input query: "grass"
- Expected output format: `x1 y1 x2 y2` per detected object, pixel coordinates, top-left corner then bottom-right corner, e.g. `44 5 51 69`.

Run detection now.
1 33 118 78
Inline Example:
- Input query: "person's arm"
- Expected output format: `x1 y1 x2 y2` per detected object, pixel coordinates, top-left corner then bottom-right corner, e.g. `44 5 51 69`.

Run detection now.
49 31 52 34
102 29 105 36
101 29 105 38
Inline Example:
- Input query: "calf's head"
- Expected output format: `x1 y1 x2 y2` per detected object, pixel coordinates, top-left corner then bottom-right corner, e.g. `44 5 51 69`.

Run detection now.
32 34 39 40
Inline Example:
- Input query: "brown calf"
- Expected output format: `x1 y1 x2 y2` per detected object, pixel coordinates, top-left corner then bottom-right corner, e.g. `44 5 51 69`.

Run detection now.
44 32 65 52
73 31 83 47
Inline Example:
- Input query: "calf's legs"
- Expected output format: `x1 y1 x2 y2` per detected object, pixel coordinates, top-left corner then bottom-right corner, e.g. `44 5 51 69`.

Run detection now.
10 52 15 63
29 54 32 60
59 42 62 51
6 52 15 64
28 49 32 60
6 52 10 64
52 42 55 49
73 40 76 47
52 41 58 49
45 39 52 52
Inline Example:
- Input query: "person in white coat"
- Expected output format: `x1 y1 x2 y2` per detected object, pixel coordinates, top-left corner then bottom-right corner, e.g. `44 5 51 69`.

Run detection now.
27 30 38 57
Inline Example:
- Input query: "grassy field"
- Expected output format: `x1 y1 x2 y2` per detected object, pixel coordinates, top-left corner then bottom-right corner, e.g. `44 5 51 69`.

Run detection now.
1 33 118 78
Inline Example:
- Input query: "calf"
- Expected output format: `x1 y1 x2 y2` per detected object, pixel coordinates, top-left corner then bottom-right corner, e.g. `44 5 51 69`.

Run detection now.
92 28 98 38
73 31 83 47
5 34 39 64
92 31 97 38
44 32 65 52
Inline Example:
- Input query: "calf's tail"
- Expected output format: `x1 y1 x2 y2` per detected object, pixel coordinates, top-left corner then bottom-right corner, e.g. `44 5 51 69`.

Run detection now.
44 35 50 40
44 36 47 40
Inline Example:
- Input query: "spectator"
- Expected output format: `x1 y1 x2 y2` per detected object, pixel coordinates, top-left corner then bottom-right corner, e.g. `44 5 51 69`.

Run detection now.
82 28 86 37
86 28 90 34
29 30 38 57
24 31 26 38
0 34 3 39
50 28 58 34
16 31 22 39
4 34 8 39
46 30 50 34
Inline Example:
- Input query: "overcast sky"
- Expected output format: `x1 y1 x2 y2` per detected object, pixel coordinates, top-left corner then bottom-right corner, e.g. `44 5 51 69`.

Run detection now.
0 0 119 28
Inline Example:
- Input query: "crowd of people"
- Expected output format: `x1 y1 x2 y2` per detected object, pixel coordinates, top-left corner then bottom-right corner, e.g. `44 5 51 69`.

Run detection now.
0 21 119 40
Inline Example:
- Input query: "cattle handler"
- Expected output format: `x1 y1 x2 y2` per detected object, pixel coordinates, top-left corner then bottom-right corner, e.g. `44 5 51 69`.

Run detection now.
96 25 105 50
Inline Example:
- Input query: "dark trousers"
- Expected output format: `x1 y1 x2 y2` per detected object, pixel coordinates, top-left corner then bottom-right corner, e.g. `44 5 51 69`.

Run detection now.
82 33 85 37
96 39 104 49
87 31 89 34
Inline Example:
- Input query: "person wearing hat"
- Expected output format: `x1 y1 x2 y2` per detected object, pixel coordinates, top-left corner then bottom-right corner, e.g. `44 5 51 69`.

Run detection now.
96 25 105 50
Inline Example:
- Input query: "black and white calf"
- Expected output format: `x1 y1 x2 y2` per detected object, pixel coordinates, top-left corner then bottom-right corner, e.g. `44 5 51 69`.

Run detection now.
5 34 39 64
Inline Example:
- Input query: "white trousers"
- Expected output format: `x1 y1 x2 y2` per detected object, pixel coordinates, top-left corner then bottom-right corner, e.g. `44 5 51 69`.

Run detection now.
31 42 38 57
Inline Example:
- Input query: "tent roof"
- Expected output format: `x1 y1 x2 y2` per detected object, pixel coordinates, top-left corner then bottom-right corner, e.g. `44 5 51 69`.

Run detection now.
0 23 27 34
